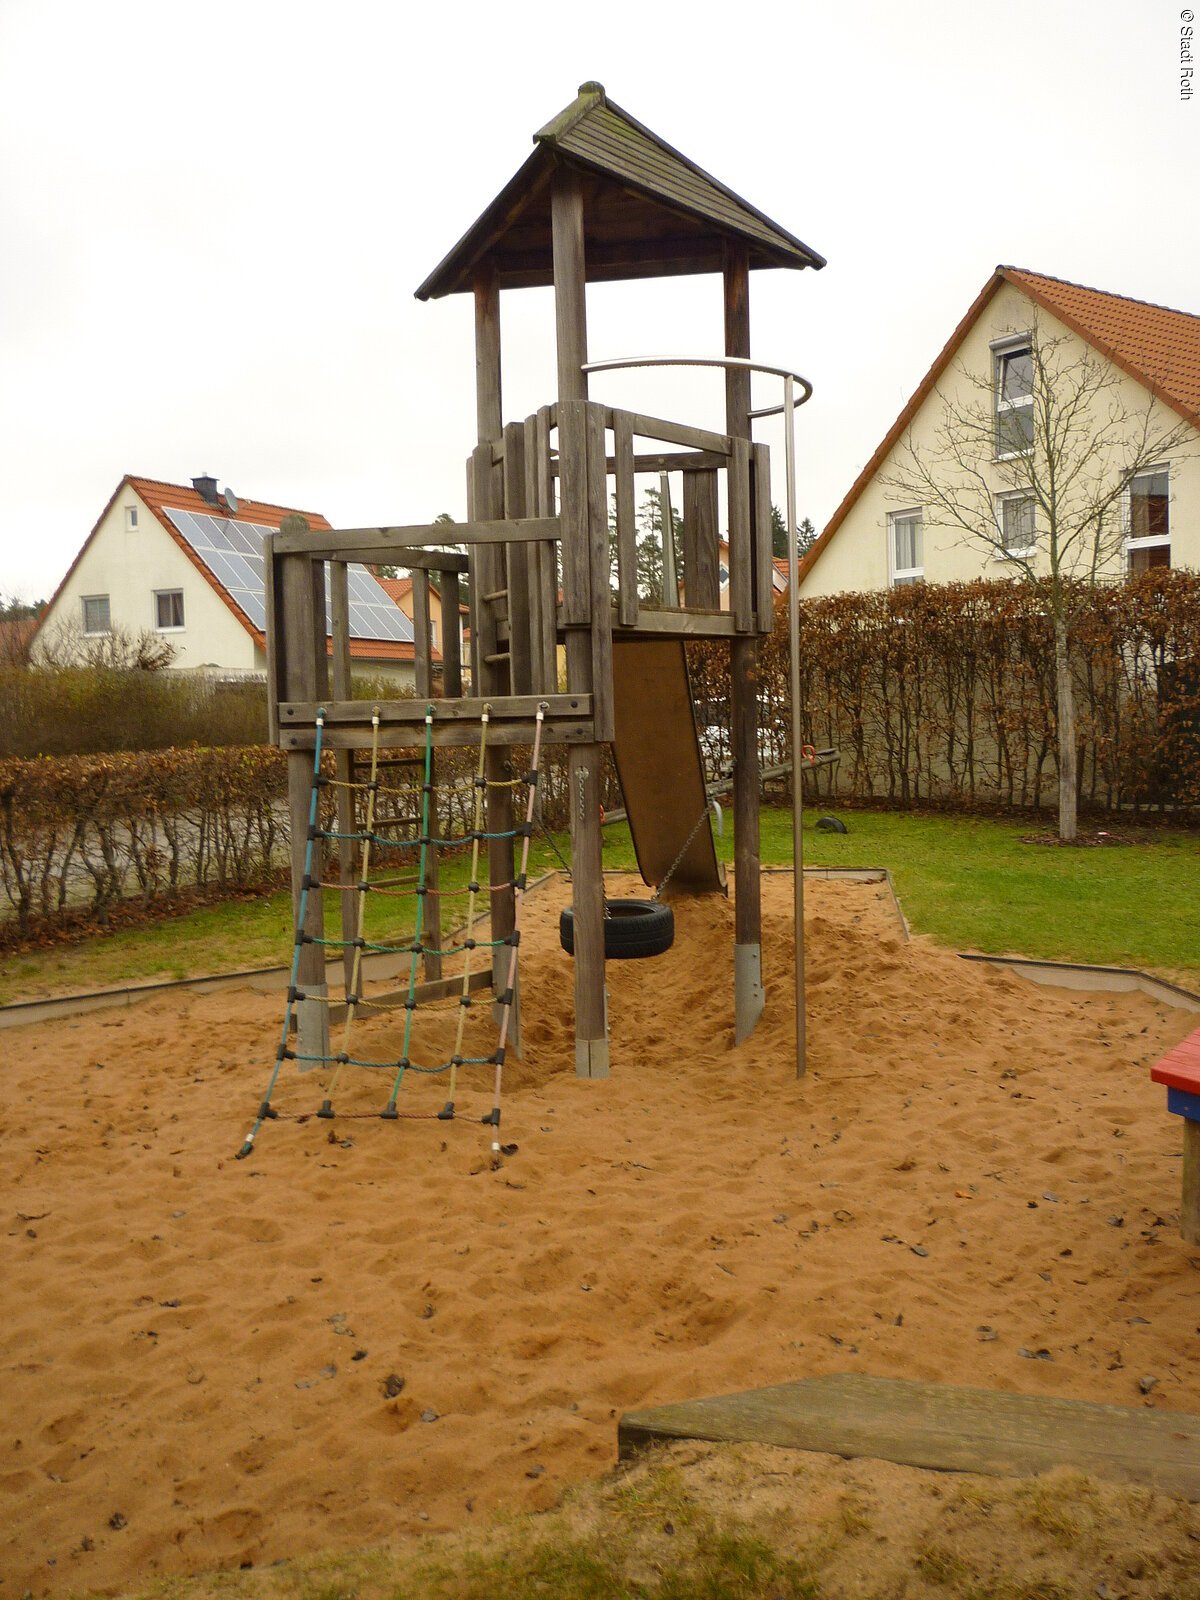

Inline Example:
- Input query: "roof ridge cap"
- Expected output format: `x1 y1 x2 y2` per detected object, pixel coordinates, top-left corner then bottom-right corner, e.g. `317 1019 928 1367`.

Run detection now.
1001 266 1199 323
534 81 606 146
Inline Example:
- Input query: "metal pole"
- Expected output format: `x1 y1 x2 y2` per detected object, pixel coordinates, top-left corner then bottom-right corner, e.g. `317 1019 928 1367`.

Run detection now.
784 375 806 1076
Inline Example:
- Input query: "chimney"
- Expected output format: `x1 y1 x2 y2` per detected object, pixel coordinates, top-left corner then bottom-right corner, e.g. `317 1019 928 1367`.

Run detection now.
192 473 221 507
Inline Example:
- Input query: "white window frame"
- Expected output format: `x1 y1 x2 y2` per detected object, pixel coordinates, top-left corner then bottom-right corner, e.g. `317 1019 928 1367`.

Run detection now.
995 491 1038 560
888 508 924 585
154 589 185 631
125 504 139 530
82 594 111 636
993 334 1034 461
1124 463 1171 567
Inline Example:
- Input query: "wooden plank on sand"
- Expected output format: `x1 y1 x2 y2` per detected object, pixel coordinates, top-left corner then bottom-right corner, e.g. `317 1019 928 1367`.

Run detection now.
618 1373 1200 1500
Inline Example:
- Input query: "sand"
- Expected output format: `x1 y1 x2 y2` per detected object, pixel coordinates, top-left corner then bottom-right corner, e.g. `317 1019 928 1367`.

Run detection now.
2 872 1198 1597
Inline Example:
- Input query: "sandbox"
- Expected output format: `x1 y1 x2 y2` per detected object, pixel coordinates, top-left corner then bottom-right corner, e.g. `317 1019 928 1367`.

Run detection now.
3 873 1198 1597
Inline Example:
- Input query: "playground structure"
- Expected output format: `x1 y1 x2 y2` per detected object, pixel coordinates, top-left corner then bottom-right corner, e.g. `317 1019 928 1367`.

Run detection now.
261 82 824 1097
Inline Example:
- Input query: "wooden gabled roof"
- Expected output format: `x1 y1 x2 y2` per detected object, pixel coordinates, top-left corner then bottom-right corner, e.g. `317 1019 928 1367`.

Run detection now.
798 267 1200 587
415 81 824 299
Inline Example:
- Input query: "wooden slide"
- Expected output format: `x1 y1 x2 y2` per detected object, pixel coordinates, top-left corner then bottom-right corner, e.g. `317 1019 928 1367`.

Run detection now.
611 638 726 897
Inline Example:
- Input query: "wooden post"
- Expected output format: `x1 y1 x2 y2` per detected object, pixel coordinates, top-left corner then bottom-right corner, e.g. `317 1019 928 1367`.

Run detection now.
1184 1119 1200 1246
329 560 356 997
681 470 720 609
724 240 764 1045
412 571 442 981
552 166 607 1078
278 525 330 1068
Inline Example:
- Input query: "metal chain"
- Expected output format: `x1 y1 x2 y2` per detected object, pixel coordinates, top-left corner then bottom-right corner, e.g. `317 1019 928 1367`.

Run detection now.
652 801 716 902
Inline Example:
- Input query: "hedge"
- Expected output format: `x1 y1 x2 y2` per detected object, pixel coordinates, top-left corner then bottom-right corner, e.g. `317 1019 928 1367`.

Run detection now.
690 568 1200 813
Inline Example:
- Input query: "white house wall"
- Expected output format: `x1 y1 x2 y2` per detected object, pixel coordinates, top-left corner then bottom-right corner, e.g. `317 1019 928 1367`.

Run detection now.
802 282 1200 597
40 487 257 671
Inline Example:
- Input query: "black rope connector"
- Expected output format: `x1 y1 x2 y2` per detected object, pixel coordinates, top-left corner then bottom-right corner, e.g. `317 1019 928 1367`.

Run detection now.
397 1057 411 1071
301 872 315 891
258 1100 276 1119
307 824 321 841
287 985 301 1004
494 1046 506 1067
508 930 521 948
380 1100 399 1120
524 769 538 785
498 988 513 1008
335 1051 350 1065
358 880 370 893
354 936 367 949
314 774 330 788
518 820 534 838
451 1054 463 1067
275 1044 288 1062
459 995 472 1009
282 1047 297 1062
297 931 312 945
410 941 423 955
481 1106 501 1126
346 993 359 1007
515 872 527 891
236 1140 254 1160
437 1102 455 1121
404 998 417 1011
474 776 487 789
415 885 427 896
422 781 434 794
464 938 476 950
467 880 480 894
317 1100 335 1120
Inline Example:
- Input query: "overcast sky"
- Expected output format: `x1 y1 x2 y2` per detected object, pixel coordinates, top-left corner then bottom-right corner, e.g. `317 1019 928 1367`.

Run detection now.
2 0 1195 602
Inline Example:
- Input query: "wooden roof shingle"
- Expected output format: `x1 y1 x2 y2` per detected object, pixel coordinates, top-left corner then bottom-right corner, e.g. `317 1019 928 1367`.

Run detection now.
416 82 823 300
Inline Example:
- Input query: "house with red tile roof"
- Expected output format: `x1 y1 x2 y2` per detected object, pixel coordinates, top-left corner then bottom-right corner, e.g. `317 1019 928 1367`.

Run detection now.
376 573 467 664
799 269 1200 596
33 475 421 683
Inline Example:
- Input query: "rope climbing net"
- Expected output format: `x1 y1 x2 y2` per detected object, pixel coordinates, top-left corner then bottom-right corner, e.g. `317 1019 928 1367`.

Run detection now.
236 701 549 1164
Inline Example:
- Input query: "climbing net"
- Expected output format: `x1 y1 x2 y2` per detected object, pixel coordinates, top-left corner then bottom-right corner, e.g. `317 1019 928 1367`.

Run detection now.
236 701 548 1164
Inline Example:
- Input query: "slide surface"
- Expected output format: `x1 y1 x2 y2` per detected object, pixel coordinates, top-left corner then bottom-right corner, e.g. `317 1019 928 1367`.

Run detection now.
611 637 726 897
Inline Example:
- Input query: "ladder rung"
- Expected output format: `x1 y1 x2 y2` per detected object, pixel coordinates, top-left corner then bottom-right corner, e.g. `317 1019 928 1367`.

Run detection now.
482 588 509 604
484 651 511 664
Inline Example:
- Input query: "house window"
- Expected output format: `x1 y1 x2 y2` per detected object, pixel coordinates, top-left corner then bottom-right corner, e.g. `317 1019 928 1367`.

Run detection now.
1127 465 1170 573
125 505 138 530
995 340 1034 458
155 590 185 629
997 492 1037 558
889 509 923 585
82 594 111 635
430 618 438 650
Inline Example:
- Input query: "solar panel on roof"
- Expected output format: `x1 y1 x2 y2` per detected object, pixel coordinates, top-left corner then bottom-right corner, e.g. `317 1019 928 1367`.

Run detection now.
162 507 414 645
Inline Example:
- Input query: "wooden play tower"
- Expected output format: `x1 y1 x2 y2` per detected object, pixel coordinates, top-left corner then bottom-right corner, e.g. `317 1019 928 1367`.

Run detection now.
267 82 824 1079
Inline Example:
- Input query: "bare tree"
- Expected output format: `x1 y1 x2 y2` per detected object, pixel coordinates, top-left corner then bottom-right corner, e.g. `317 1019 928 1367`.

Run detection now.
882 320 1194 840
32 617 178 672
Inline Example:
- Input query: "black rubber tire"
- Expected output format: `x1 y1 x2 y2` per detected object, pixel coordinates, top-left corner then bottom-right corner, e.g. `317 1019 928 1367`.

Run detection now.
559 898 675 960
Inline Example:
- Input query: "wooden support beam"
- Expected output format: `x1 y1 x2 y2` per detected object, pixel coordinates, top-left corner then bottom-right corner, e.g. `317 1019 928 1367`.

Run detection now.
474 260 503 446
724 238 763 1046
618 410 733 457
558 399 591 629
263 531 281 745
728 436 753 634
614 411 638 628
280 541 330 1067
284 693 590 725
329 560 357 996
752 442 774 628
273 519 556 558
551 167 588 404
681 470 720 610
586 400 615 742
503 420 533 695
440 569 463 698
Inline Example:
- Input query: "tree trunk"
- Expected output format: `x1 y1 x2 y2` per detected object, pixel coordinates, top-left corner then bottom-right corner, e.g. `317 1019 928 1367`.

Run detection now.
1054 616 1078 842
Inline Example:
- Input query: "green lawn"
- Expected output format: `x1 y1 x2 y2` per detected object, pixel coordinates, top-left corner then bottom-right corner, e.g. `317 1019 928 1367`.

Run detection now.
2 807 1197 1005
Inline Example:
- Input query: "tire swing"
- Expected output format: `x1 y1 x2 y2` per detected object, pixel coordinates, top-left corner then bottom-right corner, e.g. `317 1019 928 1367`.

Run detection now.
559 897 674 960
558 799 721 961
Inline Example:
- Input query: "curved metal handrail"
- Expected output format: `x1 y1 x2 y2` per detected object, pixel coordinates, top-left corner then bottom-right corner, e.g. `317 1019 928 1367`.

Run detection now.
582 354 813 415
582 353 812 1076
